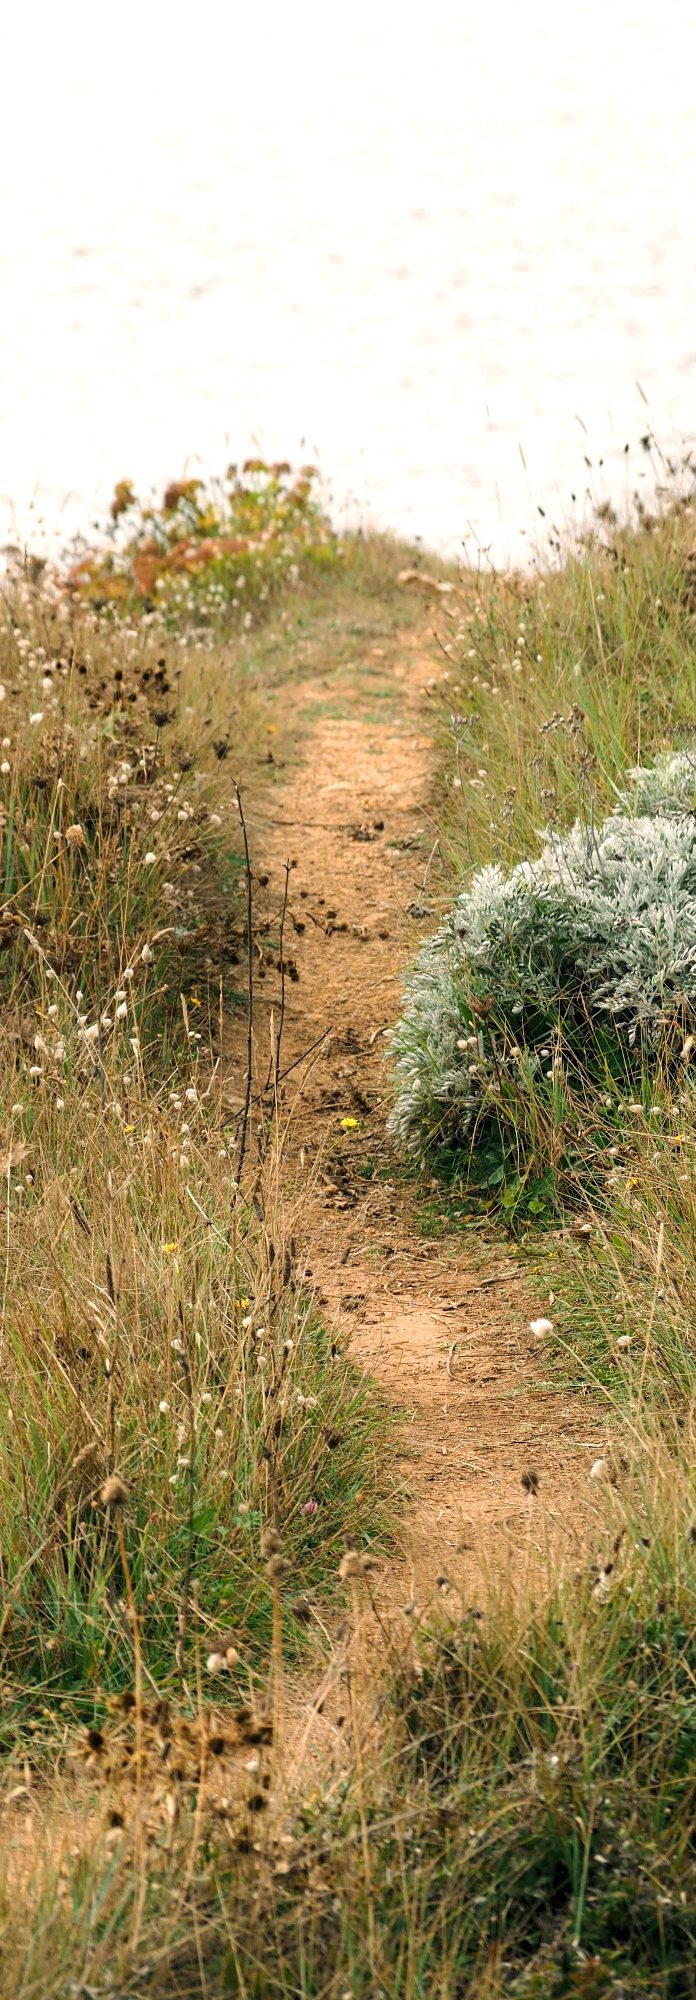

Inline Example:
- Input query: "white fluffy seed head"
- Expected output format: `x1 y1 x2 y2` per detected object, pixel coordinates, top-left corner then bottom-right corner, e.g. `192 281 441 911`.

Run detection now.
529 1317 553 1340
589 1458 609 1481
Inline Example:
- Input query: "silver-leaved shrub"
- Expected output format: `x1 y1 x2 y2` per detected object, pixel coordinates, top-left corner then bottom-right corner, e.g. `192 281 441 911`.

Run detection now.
390 751 696 1160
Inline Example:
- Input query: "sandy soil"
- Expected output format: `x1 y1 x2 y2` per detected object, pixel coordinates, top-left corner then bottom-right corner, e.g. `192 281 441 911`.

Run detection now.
225 611 604 1600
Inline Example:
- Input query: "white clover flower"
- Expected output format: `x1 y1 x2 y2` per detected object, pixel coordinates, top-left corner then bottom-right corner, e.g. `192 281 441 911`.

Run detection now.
29 711 44 725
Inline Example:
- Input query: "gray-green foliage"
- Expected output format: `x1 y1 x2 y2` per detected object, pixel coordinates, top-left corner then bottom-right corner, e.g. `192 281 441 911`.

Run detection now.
390 750 696 1159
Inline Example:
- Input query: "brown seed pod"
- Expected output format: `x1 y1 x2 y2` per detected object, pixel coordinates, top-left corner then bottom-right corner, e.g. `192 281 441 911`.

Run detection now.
338 1550 365 1581
267 1553 290 1583
100 1474 129 1508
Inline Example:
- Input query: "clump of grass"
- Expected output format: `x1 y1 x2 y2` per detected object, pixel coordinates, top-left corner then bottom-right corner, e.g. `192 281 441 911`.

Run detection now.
545 1040 696 1402
62 459 340 626
0 561 275 1056
436 482 696 874
0 1016 391 1718
4 1440 695 1997
0 552 393 1732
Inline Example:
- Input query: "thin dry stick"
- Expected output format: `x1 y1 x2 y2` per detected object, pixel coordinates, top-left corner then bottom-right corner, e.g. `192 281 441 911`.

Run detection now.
235 784 254 1183
113 1508 147 1943
637 1217 665 1405
274 1023 333 1087
348 1576 378 1979
269 1565 284 1774
263 858 291 1098
176 1312 196 1695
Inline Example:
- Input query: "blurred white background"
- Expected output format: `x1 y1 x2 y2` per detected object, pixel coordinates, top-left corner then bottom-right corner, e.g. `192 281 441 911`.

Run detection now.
2 0 695 560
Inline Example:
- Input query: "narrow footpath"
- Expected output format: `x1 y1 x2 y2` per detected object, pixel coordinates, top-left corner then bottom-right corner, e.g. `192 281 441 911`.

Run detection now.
226 603 601 1597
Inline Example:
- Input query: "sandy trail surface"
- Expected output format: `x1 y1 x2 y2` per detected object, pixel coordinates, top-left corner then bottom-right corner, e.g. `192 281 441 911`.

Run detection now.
225 613 601 1602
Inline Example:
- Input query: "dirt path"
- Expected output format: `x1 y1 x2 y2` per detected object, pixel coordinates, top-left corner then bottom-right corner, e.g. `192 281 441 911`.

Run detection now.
227 610 600 1595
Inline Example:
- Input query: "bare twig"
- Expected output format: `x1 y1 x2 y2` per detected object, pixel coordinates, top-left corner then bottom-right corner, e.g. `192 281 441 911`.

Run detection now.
263 857 291 1098
235 784 254 1183
175 1305 196 1695
273 1024 333 1086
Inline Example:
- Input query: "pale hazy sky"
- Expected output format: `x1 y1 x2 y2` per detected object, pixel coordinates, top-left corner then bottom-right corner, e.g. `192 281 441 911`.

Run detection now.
2 0 695 556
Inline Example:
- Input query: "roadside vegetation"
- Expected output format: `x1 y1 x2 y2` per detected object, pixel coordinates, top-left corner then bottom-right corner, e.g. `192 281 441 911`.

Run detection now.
2 470 696 1996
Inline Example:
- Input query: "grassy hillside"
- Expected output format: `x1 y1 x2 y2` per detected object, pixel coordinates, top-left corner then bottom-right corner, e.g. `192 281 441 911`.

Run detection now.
2 485 696 1996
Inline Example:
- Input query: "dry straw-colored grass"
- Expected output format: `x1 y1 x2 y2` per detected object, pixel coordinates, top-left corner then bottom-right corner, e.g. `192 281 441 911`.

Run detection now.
2 489 696 1995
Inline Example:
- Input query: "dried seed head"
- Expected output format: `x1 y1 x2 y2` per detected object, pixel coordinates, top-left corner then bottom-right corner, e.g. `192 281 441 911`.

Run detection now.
589 1458 610 1482
266 1553 290 1583
260 1525 281 1557
206 1652 225 1675
521 1469 539 1496
106 1690 136 1714
100 1474 129 1508
338 1549 366 1581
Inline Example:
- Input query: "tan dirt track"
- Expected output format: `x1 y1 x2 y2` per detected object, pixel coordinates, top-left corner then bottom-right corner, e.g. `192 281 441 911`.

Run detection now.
225 612 604 1602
